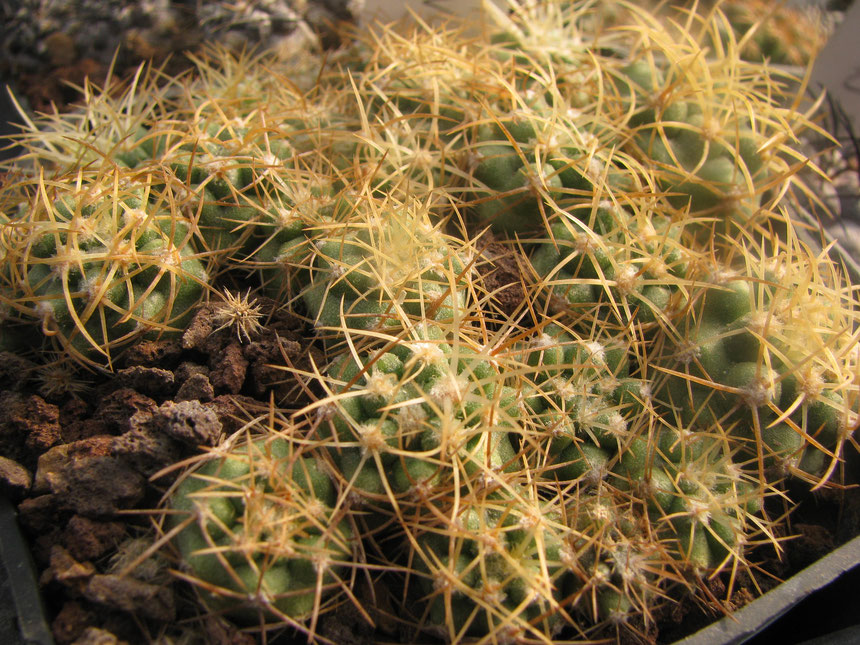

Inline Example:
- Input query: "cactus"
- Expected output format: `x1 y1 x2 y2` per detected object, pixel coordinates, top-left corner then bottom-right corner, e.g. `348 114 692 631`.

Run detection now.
610 8 819 236
517 319 774 579
658 231 859 486
403 486 569 642
517 323 635 462
480 0 821 237
0 168 208 367
620 59 768 226
4 63 172 175
615 430 769 573
210 288 264 343
164 123 294 258
718 0 828 66
314 318 519 502
559 489 665 633
462 81 643 235
528 199 693 330
167 431 354 631
283 194 470 335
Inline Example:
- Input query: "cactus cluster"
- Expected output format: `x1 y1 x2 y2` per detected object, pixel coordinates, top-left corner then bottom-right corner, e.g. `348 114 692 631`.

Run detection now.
2 1 858 643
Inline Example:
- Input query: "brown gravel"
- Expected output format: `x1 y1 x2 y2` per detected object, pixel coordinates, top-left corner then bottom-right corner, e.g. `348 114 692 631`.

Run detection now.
62 516 126 563
0 392 63 464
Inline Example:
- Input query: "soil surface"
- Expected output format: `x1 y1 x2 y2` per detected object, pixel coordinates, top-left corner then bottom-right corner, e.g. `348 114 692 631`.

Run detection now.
0 297 327 645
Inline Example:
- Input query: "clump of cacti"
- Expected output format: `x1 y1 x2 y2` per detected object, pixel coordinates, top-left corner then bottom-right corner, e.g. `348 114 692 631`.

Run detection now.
2 1 858 643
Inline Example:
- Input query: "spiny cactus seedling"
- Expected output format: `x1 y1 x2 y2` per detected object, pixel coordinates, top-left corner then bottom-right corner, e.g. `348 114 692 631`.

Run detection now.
33 352 94 400
211 288 264 343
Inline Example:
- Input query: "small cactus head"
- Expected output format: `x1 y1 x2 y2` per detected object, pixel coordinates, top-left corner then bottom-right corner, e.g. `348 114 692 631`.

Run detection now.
718 0 828 66
165 428 355 635
1 168 208 368
292 193 472 338
4 61 172 173
660 233 859 488
311 316 521 506
400 485 570 643
606 3 820 235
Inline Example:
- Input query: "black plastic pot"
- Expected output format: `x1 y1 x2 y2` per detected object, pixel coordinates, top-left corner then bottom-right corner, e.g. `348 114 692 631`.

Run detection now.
0 496 54 645
675 533 860 645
